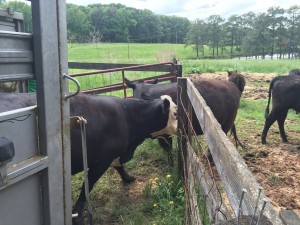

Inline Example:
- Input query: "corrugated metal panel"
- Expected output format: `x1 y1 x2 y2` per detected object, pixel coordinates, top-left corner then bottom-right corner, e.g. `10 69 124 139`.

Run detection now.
0 31 34 81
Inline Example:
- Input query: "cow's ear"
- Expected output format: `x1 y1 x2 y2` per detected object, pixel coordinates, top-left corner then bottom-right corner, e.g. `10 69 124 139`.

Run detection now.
124 78 135 89
227 71 232 76
162 98 170 114
149 79 159 84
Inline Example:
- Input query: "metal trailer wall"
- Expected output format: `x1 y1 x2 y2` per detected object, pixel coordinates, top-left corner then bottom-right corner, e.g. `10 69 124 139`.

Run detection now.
0 8 28 92
0 1 71 225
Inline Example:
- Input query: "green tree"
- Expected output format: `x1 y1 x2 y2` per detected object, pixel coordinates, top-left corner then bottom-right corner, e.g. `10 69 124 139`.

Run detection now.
4 1 32 32
242 13 272 58
267 6 285 59
67 4 92 42
224 15 243 57
206 15 225 58
185 19 207 59
286 5 300 58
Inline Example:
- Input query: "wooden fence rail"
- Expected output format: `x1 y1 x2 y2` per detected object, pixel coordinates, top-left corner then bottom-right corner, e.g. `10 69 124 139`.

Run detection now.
177 78 283 225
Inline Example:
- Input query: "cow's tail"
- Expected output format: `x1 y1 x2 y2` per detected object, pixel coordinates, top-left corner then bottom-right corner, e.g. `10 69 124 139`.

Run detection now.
265 77 278 118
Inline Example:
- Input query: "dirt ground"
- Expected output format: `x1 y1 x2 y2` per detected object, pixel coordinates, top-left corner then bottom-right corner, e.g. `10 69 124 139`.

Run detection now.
187 72 300 217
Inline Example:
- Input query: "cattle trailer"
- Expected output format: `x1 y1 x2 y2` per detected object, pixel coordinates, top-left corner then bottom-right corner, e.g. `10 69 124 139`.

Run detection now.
0 1 73 225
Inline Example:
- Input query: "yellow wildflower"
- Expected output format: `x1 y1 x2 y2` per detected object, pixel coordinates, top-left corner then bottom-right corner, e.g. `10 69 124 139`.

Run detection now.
153 203 158 207
166 174 171 178
169 201 174 205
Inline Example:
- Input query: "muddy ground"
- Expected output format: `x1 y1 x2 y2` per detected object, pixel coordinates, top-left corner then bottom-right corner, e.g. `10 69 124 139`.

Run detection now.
188 72 300 217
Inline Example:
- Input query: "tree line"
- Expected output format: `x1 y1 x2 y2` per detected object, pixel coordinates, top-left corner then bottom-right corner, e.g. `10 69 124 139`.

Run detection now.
1 1 299 59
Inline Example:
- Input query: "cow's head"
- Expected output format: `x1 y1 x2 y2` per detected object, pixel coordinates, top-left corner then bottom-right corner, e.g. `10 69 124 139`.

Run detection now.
150 95 177 137
125 78 156 99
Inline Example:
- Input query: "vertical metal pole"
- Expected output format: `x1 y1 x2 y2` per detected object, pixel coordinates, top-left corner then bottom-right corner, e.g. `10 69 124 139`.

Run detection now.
256 198 268 225
250 187 263 225
79 118 93 225
57 1 72 224
32 1 63 224
237 188 247 225
122 70 127 98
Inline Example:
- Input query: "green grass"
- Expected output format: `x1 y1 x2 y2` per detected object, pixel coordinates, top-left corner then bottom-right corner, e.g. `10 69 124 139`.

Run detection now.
68 42 193 64
68 43 300 94
68 43 300 75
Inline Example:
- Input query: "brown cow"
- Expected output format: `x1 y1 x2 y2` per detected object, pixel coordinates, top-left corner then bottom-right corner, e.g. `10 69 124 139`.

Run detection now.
288 68 300 76
227 70 246 94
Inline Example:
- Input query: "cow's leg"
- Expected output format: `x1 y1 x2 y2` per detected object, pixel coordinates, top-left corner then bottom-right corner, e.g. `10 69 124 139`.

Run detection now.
114 165 136 183
72 163 110 223
230 123 244 148
261 112 277 144
277 111 288 142
157 135 174 166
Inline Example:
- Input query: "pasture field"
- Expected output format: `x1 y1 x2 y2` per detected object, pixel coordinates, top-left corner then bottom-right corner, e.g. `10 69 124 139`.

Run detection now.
69 43 300 224
68 43 300 96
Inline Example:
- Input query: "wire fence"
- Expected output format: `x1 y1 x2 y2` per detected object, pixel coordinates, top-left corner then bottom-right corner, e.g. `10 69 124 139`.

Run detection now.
177 78 283 225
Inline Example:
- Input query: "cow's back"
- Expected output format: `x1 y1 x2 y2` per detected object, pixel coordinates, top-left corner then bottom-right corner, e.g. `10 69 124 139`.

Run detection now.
0 92 36 113
193 79 241 133
272 76 300 109
69 94 129 174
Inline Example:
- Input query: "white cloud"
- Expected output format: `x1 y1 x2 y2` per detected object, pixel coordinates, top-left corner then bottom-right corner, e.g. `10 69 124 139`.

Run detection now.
10 0 300 20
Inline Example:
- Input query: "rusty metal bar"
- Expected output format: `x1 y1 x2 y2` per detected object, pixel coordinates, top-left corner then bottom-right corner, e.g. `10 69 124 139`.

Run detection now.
122 70 127 98
69 62 175 77
68 62 179 96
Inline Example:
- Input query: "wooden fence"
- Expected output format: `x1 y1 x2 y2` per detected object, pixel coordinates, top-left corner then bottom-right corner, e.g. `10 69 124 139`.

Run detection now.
177 78 284 225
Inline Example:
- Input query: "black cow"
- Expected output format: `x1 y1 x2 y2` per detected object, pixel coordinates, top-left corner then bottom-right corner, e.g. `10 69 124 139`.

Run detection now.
288 68 300 76
0 92 177 222
261 75 300 144
125 78 241 163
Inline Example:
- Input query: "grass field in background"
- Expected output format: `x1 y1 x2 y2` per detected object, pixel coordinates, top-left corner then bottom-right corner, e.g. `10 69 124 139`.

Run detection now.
68 43 300 75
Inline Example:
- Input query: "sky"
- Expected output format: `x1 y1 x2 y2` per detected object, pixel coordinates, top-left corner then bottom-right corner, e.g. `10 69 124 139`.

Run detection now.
65 0 299 20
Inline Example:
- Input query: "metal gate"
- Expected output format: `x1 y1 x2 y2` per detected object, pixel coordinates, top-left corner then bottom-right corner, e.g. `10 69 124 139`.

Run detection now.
0 1 71 225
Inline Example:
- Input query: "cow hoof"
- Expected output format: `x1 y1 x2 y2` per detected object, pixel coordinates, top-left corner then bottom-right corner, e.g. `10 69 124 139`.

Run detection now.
122 175 136 183
72 216 82 225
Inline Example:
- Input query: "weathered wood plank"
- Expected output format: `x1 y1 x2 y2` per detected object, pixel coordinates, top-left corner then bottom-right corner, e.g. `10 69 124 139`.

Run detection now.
184 78 283 225
187 143 232 222
186 145 203 225
279 210 300 225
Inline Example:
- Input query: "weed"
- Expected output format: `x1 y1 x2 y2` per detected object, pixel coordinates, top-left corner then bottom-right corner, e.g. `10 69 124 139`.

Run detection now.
143 174 185 225
269 172 281 184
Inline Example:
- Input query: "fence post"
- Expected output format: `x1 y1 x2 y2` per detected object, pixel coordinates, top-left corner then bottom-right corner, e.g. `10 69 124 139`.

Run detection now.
177 64 182 78
177 78 188 177
177 77 193 174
